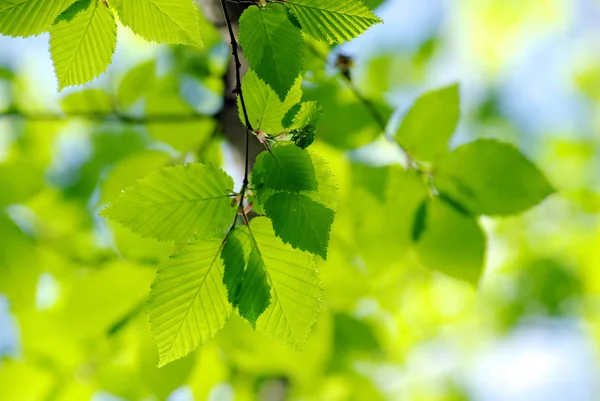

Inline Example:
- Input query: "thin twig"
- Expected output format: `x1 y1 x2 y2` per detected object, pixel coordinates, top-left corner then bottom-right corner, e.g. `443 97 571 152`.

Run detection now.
219 0 253 229
219 0 253 187
0 110 212 124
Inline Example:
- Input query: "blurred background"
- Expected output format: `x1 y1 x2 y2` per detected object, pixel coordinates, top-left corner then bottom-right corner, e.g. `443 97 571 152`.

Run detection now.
1 0 600 400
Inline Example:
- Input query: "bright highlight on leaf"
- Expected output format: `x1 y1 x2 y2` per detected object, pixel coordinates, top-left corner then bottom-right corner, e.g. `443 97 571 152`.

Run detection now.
240 70 302 134
435 139 555 216
395 83 460 162
0 0 75 37
50 0 117 90
111 0 202 47
284 0 382 44
239 3 304 100
101 163 236 243
149 238 231 367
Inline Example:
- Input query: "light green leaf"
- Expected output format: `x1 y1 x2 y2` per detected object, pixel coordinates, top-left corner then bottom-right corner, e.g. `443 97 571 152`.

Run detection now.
414 198 486 285
285 101 322 149
149 238 232 367
239 69 302 134
351 166 429 266
285 101 322 130
284 0 382 44
395 83 460 162
0 0 75 37
101 163 236 243
252 143 318 193
435 139 554 216
60 88 112 114
50 0 117 90
239 3 304 100
111 0 202 47
251 217 322 349
117 59 156 107
264 192 334 259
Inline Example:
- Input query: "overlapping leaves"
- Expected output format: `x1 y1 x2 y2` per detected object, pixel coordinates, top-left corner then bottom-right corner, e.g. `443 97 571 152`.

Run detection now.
348 84 555 285
0 0 203 89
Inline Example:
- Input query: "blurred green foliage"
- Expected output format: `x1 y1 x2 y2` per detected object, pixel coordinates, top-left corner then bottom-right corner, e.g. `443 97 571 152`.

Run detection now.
0 0 599 400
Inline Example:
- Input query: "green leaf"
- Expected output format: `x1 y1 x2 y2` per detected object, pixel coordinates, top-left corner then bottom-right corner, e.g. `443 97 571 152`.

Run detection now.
117 59 156 107
264 192 334 259
237 243 271 327
435 139 555 216
55 0 91 23
252 143 318 193
0 0 75 37
284 0 382 44
414 198 486 285
111 0 202 47
50 0 117 90
60 88 112 114
221 225 272 327
101 163 236 243
239 69 302 134
251 217 322 349
286 101 322 149
395 83 460 162
149 238 231 367
239 3 304 100
351 167 429 266
221 227 247 305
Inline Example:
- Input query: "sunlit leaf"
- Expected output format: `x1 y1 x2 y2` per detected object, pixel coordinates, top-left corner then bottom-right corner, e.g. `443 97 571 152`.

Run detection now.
149 238 232 366
284 0 382 44
101 163 236 242
50 0 117 89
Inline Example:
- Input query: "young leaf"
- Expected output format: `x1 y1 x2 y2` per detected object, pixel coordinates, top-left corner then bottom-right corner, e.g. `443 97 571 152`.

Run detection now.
149 238 231 367
395 84 460 162
435 139 554 216
111 0 202 47
264 192 334 259
238 3 304 100
101 163 236 243
252 143 318 193
284 0 382 44
50 0 116 89
0 0 75 37
251 217 322 349
239 70 302 134
286 101 322 149
414 198 486 285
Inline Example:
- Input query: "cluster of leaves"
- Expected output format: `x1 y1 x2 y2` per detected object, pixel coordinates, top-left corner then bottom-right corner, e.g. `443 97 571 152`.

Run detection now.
0 0 555 370
78 0 379 366
382 84 554 285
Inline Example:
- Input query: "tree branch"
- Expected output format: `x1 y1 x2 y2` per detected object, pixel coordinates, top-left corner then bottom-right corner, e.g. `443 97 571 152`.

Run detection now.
219 0 253 187
0 110 213 124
